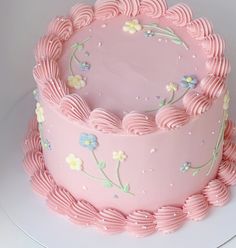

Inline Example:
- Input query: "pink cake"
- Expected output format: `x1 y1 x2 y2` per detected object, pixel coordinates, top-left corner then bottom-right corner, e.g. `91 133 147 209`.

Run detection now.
23 0 236 236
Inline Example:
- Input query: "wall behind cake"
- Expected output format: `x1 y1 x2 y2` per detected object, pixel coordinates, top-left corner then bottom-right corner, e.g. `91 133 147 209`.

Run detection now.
0 0 235 119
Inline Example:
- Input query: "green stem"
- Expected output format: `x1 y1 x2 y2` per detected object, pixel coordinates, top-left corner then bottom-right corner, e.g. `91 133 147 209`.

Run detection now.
116 161 124 188
166 91 175 104
143 24 174 36
168 88 190 106
69 47 78 76
82 171 104 181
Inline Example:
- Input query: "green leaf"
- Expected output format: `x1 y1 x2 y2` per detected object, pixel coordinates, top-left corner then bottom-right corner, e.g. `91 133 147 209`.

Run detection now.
103 180 113 188
97 161 106 169
192 169 200 176
71 43 84 51
171 39 183 45
159 99 166 107
123 184 130 193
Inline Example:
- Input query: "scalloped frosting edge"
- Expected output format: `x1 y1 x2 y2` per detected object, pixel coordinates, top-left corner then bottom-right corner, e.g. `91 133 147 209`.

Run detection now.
33 0 230 136
23 117 236 237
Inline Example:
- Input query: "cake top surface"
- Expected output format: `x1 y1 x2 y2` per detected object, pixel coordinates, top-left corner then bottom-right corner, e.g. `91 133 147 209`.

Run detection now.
33 0 230 135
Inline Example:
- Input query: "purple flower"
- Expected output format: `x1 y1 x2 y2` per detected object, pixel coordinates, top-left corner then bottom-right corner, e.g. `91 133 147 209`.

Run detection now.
180 75 198 89
79 62 91 71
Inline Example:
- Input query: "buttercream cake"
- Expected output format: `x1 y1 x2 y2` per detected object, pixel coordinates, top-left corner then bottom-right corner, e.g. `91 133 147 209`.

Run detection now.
23 0 236 236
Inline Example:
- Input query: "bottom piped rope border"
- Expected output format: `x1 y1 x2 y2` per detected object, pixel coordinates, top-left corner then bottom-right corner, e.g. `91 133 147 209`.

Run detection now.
23 117 236 237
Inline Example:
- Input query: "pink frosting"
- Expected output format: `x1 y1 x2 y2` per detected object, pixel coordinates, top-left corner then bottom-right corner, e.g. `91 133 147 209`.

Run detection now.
47 16 73 41
94 0 120 20
23 130 41 153
201 34 225 58
217 160 236 186
140 0 167 18
23 150 46 176
33 59 59 88
187 18 213 40
31 169 55 197
206 57 231 77
68 200 98 226
27 116 38 132
224 120 236 140
35 34 62 62
155 106 190 130
122 112 156 135
89 108 122 134
126 210 156 237
70 4 94 30
42 78 69 105
203 179 230 207
183 90 212 116
96 208 126 234
223 141 236 162
47 186 76 215
183 194 209 221
165 3 192 27
118 0 140 17
200 76 225 99
155 206 186 234
59 94 91 122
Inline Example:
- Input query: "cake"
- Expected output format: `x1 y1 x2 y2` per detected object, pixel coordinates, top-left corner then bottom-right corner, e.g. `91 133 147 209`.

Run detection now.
23 0 236 237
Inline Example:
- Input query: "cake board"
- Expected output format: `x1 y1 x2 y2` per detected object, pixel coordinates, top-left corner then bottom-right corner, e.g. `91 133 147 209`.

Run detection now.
0 91 236 248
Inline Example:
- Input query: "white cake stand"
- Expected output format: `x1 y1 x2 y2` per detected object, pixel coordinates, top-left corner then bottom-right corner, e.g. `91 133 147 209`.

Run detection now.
0 92 236 248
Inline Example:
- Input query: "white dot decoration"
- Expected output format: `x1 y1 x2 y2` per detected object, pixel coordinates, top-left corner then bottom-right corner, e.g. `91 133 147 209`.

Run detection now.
82 186 88 191
170 183 174 187
192 54 197 59
188 131 192 135
150 148 157 154
101 24 107 28
212 131 215 135
142 170 146 174
158 38 162 42
98 42 102 47
136 96 141 100
218 120 221 124
178 55 182 60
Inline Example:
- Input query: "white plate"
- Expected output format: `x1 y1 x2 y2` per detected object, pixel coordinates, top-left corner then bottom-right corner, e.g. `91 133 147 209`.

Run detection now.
0 92 236 248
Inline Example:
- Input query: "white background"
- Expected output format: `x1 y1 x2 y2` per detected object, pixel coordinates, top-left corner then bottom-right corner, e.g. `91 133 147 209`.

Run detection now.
0 0 236 247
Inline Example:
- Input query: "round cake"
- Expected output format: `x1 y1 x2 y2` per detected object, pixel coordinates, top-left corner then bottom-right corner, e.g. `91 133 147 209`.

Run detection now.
23 0 236 236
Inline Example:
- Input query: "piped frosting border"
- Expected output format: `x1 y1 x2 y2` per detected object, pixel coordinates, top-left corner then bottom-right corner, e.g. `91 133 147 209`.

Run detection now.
33 0 231 135
23 116 236 237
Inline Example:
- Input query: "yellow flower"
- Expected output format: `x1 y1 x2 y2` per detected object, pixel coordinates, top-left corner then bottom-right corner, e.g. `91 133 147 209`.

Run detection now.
35 103 45 123
66 154 83 171
68 75 86 89
112 151 127 162
123 19 142 34
223 91 230 110
166 82 178 92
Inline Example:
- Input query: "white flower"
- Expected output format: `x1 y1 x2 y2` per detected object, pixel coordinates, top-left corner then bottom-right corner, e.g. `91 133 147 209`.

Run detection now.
66 153 83 171
112 151 127 162
223 91 230 110
68 75 86 89
123 19 142 34
166 82 178 92
35 103 45 123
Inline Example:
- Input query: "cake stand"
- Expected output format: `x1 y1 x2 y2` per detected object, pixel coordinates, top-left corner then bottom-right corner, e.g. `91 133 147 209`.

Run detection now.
0 92 235 248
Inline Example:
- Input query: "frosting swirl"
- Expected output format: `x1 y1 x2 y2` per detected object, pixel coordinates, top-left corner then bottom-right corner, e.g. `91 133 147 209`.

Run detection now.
95 0 120 20
68 200 98 226
70 4 94 30
201 34 225 58
122 112 156 135
33 59 59 88
140 0 167 18
166 3 192 27
31 169 55 197
126 210 156 237
28 116 38 132
47 186 76 215
217 160 236 186
155 106 189 130
223 141 236 162
183 90 212 116
42 78 69 105
183 194 209 221
89 108 122 134
206 57 231 77
96 208 126 234
48 16 73 41
200 76 225 99
23 150 46 176
35 34 62 62
187 18 213 40
23 130 42 153
118 0 140 17
203 179 230 207
59 94 91 122
224 120 236 140
155 206 186 233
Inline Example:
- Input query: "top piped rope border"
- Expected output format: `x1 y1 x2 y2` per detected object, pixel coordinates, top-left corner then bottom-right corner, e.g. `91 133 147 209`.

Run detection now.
33 0 231 136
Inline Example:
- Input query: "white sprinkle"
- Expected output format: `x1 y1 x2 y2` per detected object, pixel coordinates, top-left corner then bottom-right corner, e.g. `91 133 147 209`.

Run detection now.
212 131 215 135
142 170 146 174
150 148 157 154
101 24 107 28
188 131 192 135
170 183 174 187
144 116 149 120
82 186 88 191
218 120 221 124
149 168 154 172
158 38 162 42
178 55 182 60
98 42 102 47
136 96 141 100
192 54 197 59
173 213 177 217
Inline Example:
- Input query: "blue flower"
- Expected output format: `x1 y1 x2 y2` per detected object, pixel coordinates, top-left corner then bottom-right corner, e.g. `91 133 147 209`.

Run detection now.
80 133 98 151
79 62 91 71
180 162 191 173
180 75 198 89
